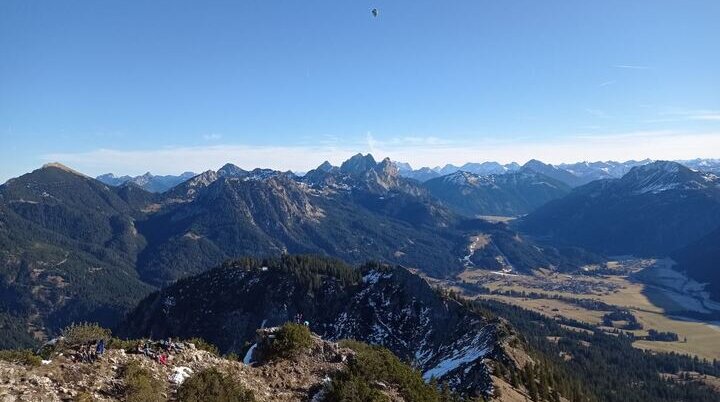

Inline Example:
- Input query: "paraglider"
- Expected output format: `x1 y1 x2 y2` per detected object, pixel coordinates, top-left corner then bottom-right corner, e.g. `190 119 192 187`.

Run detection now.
371 8 379 18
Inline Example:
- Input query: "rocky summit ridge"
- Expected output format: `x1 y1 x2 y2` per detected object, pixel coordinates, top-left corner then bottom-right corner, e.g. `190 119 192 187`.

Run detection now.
0 332 356 402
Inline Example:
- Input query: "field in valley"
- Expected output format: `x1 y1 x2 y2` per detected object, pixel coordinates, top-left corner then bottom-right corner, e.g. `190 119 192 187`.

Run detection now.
429 257 720 361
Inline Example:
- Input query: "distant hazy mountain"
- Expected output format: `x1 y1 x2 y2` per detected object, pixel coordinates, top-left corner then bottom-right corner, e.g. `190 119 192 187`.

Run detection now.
394 161 414 173
397 161 521 182
392 161 441 182
459 161 521 176
677 158 720 174
423 169 571 217
96 171 196 193
436 164 461 176
397 158 720 186
558 159 652 184
520 159 586 187
521 161 720 256
403 167 442 182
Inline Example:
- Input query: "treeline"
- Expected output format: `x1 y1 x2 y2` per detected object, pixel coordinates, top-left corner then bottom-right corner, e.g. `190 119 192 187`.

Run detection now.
221 254 361 291
493 357 587 402
645 329 680 342
482 288 615 311
601 309 643 330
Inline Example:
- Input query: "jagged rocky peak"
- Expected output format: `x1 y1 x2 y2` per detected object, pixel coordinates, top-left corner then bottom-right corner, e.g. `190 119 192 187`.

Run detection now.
164 169 220 200
375 157 399 177
340 153 377 175
217 163 248 177
189 170 219 185
363 157 402 191
133 172 154 185
304 154 403 191
316 160 335 172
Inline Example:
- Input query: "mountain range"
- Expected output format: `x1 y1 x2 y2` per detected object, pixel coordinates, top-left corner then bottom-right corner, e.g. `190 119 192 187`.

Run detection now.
5 155 720 346
3 155 596 347
395 158 720 185
3 154 720 400
520 161 720 254
90 157 720 193
423 168 571 217
96 171 197 193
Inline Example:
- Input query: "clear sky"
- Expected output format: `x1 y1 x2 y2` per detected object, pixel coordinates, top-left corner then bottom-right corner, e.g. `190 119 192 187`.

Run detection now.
1 0 719 181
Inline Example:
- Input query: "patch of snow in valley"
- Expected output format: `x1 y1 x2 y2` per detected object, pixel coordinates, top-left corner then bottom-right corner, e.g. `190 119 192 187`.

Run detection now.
637 259 720 314
655 287 715 314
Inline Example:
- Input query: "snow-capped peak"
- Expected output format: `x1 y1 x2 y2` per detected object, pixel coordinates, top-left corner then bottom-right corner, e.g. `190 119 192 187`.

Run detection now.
622 161 715 194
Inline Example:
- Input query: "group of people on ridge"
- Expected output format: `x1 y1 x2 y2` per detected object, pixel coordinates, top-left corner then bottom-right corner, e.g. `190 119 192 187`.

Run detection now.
72 339 105 363
134 338 186 366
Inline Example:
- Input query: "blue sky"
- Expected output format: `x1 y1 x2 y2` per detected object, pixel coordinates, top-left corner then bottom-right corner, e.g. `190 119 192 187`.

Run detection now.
1 0 719 181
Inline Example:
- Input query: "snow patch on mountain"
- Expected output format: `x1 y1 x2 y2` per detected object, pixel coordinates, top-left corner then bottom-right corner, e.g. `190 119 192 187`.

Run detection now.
423 343 491 381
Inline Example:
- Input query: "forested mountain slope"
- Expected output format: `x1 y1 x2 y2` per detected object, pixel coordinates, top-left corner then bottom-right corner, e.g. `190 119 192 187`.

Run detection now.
520 161 720 256
423 169 571 217
121 255 519 396
0 164 154 347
